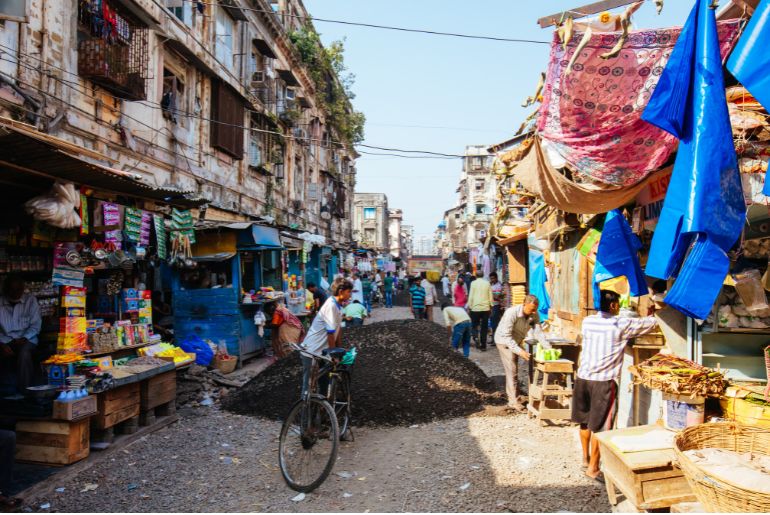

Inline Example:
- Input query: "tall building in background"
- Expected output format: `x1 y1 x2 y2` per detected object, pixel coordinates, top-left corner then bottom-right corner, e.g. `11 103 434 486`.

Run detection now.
401 225 415 260
388 209 405 259
413 235 437 256
352 193 389 254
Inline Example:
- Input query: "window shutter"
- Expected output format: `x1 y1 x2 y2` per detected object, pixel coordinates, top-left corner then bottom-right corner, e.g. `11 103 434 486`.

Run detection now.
210 80 244 158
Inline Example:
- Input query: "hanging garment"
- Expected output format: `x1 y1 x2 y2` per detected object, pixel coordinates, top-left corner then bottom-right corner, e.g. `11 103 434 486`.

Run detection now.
537 19 741 187
592 210 647 309
514 136 670 214
727 0 770 195
641 0 746 320
528 238 550 321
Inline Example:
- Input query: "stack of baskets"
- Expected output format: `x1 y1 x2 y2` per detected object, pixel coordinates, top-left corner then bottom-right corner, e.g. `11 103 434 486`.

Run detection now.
510 285 526 305
674 422 770 512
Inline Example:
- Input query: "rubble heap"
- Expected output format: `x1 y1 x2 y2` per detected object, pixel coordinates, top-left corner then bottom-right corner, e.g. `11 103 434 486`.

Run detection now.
222 320 505 426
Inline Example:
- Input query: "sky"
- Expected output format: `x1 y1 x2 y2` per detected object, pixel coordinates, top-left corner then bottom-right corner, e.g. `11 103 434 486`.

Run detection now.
303 0 695 238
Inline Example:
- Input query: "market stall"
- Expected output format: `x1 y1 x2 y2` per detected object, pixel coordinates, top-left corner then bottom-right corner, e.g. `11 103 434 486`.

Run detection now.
171 223 284 364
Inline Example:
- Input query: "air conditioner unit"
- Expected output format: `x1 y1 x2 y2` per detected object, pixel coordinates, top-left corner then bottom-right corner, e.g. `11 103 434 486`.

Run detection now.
250 71 265 85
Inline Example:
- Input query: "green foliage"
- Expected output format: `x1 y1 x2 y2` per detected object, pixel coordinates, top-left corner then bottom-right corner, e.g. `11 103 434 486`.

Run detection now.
288 26 365 147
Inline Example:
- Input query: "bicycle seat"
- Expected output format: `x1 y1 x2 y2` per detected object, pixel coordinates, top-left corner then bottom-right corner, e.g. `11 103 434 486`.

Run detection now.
322 347 347 360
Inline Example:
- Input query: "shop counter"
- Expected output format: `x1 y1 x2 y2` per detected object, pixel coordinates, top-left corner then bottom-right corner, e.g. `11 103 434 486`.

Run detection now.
595 424 696 511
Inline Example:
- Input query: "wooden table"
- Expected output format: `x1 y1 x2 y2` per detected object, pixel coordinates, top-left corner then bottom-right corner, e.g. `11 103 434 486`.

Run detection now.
595 425 696 511
527 359 574 425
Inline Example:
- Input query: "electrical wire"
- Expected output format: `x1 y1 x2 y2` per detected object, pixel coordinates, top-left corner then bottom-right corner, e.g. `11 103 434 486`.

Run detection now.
0 44 479 159
185 1 551 45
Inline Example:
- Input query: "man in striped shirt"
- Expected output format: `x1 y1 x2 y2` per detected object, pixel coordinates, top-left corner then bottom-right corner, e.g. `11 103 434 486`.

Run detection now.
409 278 427 319
0 275 41 392
574 290 657 482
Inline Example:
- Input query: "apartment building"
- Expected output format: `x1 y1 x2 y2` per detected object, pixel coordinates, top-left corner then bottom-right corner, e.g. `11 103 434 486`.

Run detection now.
0 0 357 244
352 192 389 253
387 208 405 259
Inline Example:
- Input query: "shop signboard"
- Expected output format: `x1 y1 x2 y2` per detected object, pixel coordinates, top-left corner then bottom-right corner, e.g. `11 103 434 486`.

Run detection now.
635 169 672 232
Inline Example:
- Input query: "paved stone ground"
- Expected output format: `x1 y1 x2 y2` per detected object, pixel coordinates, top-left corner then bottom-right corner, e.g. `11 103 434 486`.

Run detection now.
24 307 610 513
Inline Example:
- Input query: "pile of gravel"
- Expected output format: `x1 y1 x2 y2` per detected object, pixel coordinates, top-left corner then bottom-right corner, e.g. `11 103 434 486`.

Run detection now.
222 319 504 426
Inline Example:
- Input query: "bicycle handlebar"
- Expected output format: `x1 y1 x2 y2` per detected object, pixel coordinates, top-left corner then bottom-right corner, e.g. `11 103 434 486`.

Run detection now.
289 342 333 363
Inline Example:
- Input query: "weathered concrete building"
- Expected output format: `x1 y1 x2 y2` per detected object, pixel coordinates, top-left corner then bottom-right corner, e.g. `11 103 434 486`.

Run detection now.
0 0 358 243
352 192 389 253
387 208 404 259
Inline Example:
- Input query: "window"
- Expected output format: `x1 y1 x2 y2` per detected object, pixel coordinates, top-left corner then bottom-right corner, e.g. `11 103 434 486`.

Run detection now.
364 228 375 242
472 156 484 170
214 8 234 67
161 68 186 125
475 179 485 191
166 0 192 26
293 155 304 200
363 207 376 220
475 204 487 215
210 80 244 158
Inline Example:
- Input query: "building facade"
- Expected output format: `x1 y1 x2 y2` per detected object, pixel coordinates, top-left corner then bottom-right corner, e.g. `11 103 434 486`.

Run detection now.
0 0 357 244
387 208 404 259
352 192 389 253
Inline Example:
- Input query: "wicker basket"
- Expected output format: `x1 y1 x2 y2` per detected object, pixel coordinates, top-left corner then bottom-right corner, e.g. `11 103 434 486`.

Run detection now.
674 422 770 512
213 356 238 374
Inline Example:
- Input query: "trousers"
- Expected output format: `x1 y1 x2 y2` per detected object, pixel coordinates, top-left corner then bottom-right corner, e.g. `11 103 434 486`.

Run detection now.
497 344 529 407
451 321 472 358
0 339 34 392
385 290 393 308
470 310 491 349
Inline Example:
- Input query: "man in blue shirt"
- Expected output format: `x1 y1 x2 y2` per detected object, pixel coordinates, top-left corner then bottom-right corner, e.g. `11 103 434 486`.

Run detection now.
0 275 42 392
409 278 427 320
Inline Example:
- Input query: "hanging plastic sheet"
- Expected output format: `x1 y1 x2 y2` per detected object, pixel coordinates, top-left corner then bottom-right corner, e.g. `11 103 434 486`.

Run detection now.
528 236 550 321
593 210 647 309
641 0 746 320
727 0 770 194
537 19 740 187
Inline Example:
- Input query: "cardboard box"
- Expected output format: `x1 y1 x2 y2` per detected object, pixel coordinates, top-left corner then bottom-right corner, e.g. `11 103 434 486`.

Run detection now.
52 395 97 421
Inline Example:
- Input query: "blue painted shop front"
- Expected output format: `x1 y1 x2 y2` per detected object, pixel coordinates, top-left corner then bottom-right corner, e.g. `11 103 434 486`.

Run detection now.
172 225 283 361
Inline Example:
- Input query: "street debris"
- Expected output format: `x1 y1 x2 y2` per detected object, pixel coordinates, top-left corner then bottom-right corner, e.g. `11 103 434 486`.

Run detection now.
223 320 504 425
291 493 306 502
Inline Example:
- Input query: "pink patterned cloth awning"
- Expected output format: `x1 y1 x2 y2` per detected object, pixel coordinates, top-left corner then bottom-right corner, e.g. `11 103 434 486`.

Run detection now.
536 20 741 187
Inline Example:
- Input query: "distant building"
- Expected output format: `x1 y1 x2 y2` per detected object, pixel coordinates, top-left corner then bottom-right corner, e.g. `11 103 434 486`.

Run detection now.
401 224 415 260
388 209 406 259
353 193 389 253
413 235 437 256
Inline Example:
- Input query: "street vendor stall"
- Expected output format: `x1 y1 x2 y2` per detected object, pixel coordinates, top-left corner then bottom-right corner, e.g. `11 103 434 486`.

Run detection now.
171 223 284 363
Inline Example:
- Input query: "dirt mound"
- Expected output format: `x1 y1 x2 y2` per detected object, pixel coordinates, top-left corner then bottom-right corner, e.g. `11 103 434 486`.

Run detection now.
222 319 505 426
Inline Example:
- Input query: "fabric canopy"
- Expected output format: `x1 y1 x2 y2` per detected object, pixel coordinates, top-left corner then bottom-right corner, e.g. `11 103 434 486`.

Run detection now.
593 210 647 309
537 19 741 187
513 136 669 215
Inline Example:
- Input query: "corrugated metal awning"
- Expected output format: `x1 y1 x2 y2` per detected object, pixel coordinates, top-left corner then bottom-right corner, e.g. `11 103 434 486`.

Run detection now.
0 120 207 208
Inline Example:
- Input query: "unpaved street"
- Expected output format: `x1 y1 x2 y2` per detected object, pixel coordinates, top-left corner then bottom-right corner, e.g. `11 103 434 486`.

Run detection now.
27 308 610 513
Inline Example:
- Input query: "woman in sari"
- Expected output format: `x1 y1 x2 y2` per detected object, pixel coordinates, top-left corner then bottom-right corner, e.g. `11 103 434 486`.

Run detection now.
264 302 306 359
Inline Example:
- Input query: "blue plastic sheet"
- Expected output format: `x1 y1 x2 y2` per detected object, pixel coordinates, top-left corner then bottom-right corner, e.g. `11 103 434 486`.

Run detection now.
640 0 745 320
593 210 647 309
178 335 215 366
727 0 770 194
528 242 550 321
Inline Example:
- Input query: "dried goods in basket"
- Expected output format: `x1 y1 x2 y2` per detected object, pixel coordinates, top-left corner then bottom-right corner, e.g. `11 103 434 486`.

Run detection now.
628 354 727 398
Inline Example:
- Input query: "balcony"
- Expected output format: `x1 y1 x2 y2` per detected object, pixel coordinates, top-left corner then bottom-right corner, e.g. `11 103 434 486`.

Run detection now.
77 1 149 101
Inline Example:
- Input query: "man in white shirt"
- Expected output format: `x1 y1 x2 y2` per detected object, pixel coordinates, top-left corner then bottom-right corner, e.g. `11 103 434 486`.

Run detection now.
0 275 42 392
494 294 539 412
442 301 472 358
441 275 451 297
420 272 438 322
351 273 364 305
301 278 353 394
574 290 657 482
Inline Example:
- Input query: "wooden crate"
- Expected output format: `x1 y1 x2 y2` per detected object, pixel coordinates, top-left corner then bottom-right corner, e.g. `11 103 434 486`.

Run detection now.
52 395 97 421
596 425 696 510
93 383 140 430
140 371 177 411
15 418 90 466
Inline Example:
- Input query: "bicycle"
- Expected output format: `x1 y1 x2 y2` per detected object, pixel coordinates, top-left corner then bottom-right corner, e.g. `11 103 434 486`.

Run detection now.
279 343 356 492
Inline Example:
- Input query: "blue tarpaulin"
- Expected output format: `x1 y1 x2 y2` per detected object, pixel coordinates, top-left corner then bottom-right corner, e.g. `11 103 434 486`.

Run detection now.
528 236 550 321
728 0 770 194
641 0 745 320
593 210 647 309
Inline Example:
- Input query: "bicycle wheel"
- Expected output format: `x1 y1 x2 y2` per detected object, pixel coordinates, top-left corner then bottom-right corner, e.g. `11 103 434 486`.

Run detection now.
279 397 339 493
329 373 351 437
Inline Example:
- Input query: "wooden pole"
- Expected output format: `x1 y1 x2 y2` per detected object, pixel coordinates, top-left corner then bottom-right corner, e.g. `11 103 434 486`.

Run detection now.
537 0 639 28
